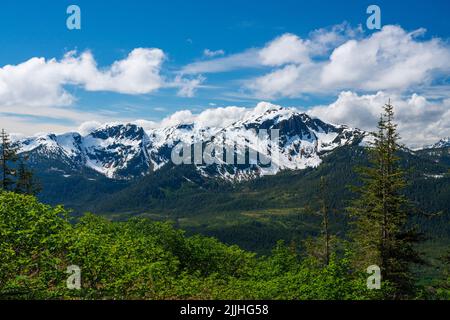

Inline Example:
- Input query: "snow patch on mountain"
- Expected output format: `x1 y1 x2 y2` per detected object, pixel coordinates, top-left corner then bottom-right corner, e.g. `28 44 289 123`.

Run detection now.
17 103 368 180
426 137 450 149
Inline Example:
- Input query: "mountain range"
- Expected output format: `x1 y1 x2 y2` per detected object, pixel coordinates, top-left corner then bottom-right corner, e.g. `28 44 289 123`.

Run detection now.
16 102 448 183
17 103 370 181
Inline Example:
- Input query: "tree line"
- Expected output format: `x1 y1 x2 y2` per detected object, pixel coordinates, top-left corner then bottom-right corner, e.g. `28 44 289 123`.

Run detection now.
0 129 39 195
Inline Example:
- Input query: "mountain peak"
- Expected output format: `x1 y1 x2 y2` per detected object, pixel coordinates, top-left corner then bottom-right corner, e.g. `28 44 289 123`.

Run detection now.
428 137 450 149
254 101 284 113
89 123 144 140
235 102 299 127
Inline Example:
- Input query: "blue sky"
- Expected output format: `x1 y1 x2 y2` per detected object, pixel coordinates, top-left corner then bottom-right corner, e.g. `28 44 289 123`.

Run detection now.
1 0 450 146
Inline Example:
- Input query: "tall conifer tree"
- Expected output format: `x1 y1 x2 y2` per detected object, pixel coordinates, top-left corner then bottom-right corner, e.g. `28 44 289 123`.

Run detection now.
304 177 337 266
348 102 423 298
0 129 19 191
15 158 40 195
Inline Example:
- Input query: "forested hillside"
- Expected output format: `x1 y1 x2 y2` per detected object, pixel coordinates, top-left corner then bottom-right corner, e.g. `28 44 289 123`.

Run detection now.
30 145 450 254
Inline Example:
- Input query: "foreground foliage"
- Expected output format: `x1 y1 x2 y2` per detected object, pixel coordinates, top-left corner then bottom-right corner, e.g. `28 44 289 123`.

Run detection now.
0 191 394 300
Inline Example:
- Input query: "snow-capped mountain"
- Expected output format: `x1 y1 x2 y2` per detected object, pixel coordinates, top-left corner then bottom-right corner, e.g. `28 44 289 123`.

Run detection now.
427 137 450 149
17 103 367 180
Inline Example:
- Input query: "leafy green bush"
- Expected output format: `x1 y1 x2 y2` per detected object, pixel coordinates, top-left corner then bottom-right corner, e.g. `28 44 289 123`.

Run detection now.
0 191 70 298
0 191 393 300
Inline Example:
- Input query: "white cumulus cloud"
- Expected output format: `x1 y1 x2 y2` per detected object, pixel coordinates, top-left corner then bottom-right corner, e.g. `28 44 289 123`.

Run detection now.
0 48 166 110
321 26 450 91
259 33 311 66
158 106 248 128
173 75 206 98
248 25 450 98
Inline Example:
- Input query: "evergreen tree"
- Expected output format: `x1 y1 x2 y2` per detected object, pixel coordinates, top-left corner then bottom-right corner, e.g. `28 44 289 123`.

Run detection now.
0 129 19 191
348 102 423 299
15 158 40 195
0 129 38 195
435 251 450 299
304 177 341 266
320 176 331 265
